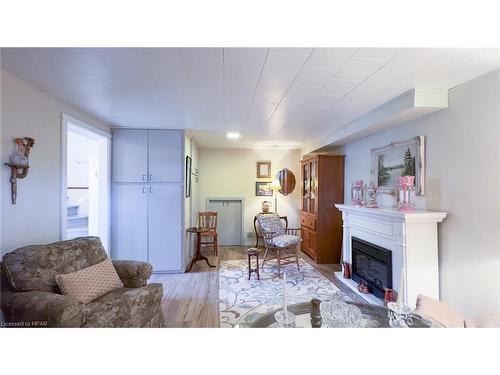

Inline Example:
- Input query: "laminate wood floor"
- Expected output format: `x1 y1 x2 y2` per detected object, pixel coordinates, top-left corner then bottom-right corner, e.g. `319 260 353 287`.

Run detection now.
150 246 364 328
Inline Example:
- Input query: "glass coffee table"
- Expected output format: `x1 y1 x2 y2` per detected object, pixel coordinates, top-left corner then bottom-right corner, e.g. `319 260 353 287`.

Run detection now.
235 294 442 328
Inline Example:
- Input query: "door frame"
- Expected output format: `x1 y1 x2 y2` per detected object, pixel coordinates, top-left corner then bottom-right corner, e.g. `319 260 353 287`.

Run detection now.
205 197 245 246
60 113 112 252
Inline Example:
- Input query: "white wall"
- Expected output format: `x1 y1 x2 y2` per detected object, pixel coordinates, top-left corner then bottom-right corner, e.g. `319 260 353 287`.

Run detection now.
1 70 112 254
329 69 500 317
198 148 301 246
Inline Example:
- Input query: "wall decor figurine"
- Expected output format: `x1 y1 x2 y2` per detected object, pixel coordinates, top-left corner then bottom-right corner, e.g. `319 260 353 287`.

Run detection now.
370 136 425 196
256 161 271 178
4 137 35 204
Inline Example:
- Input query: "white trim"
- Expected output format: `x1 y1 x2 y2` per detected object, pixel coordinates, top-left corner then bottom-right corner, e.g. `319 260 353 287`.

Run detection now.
60 113 112 252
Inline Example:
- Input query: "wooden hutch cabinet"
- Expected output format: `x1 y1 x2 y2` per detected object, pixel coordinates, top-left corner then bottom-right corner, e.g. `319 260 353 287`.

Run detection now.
300 154 345 264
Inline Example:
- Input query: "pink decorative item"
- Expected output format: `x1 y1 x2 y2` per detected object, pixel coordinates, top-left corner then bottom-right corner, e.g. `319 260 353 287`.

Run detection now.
351 180 364 207
397 176 416 212
366 186 378 208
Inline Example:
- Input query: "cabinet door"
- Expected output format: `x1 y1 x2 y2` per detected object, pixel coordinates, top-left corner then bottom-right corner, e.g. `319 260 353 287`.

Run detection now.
111 184 148 261
148 183 182 271
148 130 182 183
112 130 148 182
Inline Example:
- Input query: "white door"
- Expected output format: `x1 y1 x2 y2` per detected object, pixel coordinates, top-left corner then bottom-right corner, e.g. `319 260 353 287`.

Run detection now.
208 200 242 246
111 184 148 261
148 184 182 271
148 130 182 183
112 129 148 183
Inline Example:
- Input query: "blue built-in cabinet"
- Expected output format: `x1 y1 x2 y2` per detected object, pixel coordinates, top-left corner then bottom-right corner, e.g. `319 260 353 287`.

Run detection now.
111 129 183 273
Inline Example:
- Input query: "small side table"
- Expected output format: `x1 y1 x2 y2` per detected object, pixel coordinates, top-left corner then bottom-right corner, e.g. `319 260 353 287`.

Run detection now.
247 248 260 280
186 227 216 272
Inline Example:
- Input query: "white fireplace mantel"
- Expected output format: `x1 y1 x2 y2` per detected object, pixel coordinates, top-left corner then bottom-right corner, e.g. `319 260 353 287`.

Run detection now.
335 204 447 307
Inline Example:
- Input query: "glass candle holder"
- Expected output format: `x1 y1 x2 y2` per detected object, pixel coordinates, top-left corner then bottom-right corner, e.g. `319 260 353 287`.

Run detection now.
397 176 416 212
274 309 296 328
351 180 364 206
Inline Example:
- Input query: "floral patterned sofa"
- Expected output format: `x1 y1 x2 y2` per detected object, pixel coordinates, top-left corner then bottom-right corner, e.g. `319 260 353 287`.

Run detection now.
0 237 165 328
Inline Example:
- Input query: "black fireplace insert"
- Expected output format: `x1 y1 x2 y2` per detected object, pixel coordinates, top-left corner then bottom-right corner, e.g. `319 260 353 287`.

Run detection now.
351 237 392 299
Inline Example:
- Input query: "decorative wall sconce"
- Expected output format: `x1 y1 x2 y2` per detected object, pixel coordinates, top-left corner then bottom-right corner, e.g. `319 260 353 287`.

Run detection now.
4 137 35 205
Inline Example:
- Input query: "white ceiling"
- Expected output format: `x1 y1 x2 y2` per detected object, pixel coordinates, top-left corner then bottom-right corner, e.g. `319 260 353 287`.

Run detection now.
1 47 499 149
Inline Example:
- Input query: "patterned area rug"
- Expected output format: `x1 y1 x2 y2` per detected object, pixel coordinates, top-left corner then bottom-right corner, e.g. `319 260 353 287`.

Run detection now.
219 258 342 327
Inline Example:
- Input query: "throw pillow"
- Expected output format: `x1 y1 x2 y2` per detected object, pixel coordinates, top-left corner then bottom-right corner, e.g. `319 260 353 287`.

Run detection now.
55 259 124 304
415 294 465 328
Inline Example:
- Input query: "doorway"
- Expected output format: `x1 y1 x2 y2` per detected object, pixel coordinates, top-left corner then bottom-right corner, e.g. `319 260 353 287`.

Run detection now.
207 198 243 245
61 114 111 253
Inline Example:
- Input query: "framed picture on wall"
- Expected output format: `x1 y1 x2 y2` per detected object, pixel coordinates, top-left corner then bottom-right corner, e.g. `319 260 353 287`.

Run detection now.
370 136 425 196
185 156 192 198
256 161 271 178
255 182 273 196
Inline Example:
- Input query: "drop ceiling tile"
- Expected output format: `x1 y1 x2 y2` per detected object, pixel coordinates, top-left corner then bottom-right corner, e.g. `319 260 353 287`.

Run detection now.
53 50 112 76
307 94 342 108
334 57 388 81
317 79 361 96
355 48 403 60
285 85 320 100
306 48 357 69
224 81 256 100
263 53 308 76
179 48 223 74
270 48 313 56
224 63 262 83
223 48 268 66
294 67 337 87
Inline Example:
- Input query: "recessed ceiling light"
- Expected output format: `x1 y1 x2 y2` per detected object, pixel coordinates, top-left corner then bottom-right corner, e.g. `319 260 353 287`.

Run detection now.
226 132 242 139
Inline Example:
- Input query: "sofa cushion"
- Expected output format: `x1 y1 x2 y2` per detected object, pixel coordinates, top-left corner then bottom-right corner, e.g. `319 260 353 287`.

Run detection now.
55 259 124 304
83 283 164 327
416 294 465 328
272 234 301 247
2 237 108 292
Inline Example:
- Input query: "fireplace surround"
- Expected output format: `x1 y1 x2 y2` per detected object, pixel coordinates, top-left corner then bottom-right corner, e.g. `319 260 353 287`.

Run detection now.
351 237 392 299
335 204 447 307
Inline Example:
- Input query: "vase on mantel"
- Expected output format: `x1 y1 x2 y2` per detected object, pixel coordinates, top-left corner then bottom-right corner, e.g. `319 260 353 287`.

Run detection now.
342 262 351 279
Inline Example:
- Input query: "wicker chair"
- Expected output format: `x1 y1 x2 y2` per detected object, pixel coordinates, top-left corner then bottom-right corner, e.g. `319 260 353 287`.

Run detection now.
256 213 301 276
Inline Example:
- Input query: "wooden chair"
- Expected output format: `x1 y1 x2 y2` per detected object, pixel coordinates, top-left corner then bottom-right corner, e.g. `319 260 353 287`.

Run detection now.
198 211 218 256
256 213 301 276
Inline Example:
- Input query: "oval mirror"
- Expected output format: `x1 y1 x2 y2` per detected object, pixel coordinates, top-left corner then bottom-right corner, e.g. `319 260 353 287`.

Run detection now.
276 168 296 196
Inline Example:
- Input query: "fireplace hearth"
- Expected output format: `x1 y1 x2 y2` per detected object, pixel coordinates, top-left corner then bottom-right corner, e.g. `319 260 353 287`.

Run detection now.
351 237 392 299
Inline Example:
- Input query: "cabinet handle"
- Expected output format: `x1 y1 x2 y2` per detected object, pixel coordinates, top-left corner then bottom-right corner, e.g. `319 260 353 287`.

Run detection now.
149 174 153 181
142 174 146 181
149 187 153 193
142 187 146 193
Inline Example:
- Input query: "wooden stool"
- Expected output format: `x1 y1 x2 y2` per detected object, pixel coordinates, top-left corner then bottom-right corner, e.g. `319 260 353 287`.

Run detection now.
247 248 260 280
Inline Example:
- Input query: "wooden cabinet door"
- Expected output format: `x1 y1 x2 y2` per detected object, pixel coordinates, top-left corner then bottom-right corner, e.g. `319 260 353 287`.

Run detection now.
112 130 148 182
147 183 182 272
148 130 182 183
111 184 148 261
308 230 317 258
301 227 309 252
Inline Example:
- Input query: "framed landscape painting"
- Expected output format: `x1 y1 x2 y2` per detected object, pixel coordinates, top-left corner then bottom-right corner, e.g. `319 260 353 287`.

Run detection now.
370 136 425 196
255 182 273 196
